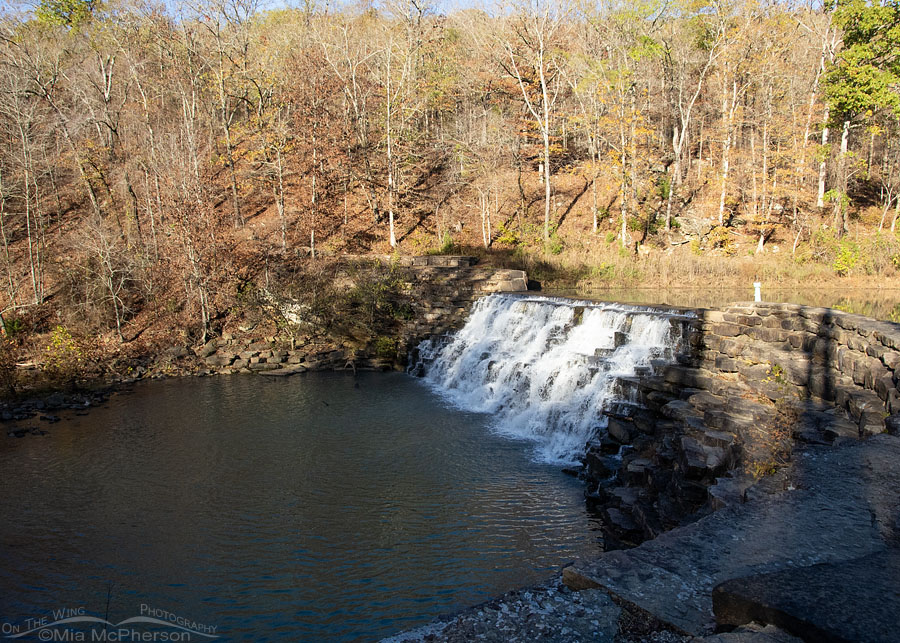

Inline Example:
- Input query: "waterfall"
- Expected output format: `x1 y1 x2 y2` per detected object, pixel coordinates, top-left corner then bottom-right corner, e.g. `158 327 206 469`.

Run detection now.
410 294 690 465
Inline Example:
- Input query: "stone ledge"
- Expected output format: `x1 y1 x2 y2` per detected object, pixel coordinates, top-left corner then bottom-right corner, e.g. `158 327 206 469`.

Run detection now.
712 548 900 643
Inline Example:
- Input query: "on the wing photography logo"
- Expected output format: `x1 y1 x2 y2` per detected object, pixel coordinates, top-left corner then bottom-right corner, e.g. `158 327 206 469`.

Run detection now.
1 605 218 641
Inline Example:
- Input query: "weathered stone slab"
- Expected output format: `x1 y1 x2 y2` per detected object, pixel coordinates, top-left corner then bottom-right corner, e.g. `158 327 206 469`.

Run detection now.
712 549 900 643
697 623 804 643
248 362 280 371
257 364 307 376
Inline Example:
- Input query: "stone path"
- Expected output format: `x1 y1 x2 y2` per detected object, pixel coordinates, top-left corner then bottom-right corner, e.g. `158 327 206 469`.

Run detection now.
563 434 900 638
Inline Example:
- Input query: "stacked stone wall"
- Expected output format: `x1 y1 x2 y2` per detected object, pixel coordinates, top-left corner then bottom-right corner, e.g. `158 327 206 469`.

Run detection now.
199 262 528 375
584 302 900 546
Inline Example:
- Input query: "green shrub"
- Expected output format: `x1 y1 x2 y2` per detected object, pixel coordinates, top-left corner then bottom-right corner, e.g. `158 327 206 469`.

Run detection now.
494 223 520 246
833 240 860 276
44 326 85 386
2 316 24 338
657 174 671 200
546 234 564 255
373 335 398 359
428 232 457 255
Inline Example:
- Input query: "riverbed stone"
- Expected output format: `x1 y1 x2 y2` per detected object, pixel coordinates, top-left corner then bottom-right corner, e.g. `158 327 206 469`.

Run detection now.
198 339 218 358
248 362 280 371
885 414 900 435
258 364 306 376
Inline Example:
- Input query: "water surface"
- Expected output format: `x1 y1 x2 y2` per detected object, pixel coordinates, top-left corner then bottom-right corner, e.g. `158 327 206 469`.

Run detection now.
0 373 602 641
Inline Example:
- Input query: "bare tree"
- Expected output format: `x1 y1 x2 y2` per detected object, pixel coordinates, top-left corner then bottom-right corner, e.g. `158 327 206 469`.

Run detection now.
501 0 570 245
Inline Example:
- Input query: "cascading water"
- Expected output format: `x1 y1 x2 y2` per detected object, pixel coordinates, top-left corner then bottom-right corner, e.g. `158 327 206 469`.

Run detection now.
410 294 690 465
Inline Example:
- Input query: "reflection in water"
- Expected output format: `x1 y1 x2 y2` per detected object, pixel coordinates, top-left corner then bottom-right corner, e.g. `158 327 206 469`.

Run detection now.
0 373 603 641
549 287 900 321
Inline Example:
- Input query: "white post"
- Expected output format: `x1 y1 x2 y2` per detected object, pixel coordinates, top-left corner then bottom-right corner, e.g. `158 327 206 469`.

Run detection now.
754 282 762 302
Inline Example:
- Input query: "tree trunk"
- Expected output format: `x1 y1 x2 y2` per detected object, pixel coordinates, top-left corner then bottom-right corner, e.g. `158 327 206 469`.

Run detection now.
836 119 850 235
817 105 830 208
718 80 736 226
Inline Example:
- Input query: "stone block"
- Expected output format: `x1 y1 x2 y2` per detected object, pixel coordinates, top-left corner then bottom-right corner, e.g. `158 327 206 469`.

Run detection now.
715 356 739 372
786 333 805 349
882 350 900 371
680 436 726 479
607 416 633 444
720 339 747 358
204 353 235 367
750 326 789 343
875 326 900 350
889 389 900 415
798 306 829 322
737 362 771 383
847 389 884 422
858 410 886 436
248 362 280 371
198 340 218 358
846 334 868 352
885 414 900 435
711 322 742 337
833 313 858 331
625 458 652 485
866 342 887 360
688 391 723 412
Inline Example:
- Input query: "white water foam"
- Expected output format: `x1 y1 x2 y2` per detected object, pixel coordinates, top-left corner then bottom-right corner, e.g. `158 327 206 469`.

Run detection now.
412 294 687 465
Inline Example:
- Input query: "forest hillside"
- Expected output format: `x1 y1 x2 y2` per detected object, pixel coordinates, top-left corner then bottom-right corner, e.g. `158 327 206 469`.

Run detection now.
1 0 899 384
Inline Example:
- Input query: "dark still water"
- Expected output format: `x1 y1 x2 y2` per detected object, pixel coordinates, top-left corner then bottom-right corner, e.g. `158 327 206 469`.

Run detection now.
0 373 602 641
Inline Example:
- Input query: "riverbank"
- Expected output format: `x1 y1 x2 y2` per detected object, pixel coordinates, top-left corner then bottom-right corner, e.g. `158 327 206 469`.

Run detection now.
2 248 898 407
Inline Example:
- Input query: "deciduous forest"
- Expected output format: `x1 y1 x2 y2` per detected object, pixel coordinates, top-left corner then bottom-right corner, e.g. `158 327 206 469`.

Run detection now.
1 0 899 376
